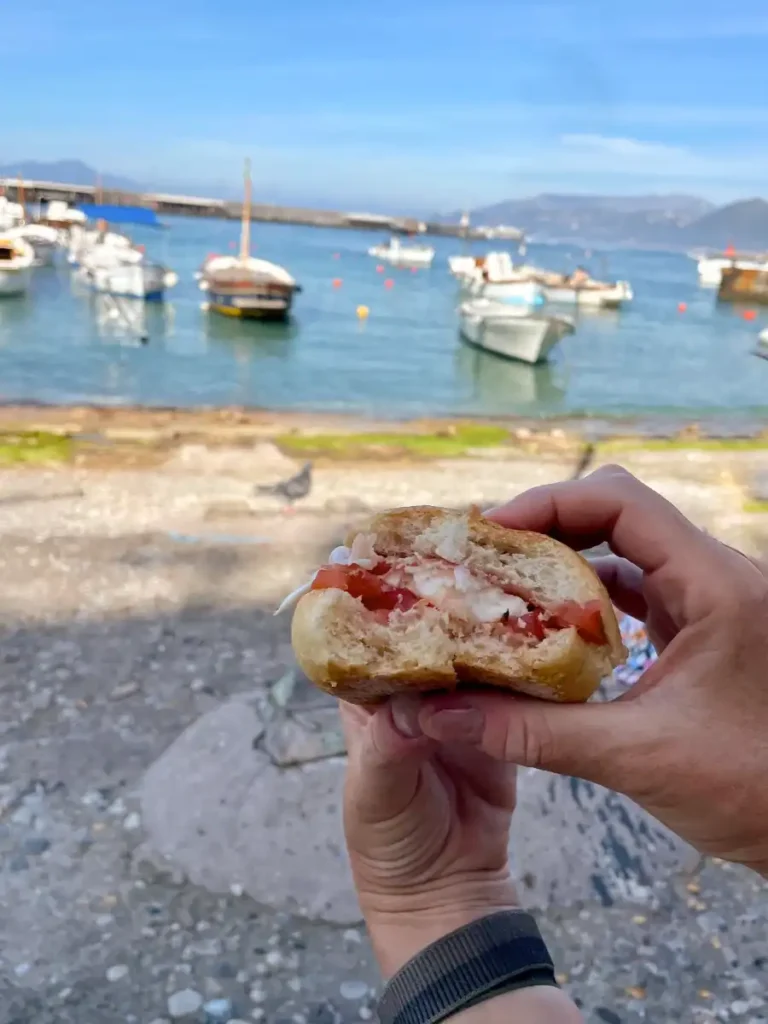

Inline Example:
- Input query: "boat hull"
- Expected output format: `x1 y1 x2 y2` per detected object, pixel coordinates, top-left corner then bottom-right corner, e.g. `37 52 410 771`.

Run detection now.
542 281 633 309
718 267 768 305
206 289 295 320
0 267 31 296
368 244 435 267
465 279 545 306
79 262 171 301
459 303 572 364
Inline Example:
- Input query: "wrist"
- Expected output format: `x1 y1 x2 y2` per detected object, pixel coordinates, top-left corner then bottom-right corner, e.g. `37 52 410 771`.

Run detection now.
359 871 520 977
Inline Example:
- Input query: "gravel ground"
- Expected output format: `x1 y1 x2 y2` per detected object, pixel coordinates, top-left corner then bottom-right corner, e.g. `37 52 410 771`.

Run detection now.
1 446 767 1024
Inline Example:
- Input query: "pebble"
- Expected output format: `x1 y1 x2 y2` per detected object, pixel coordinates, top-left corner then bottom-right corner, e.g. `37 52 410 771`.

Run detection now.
251 1014 265 1023
168 988 204 1018
147 1019 170 1024
340 981 369 1002
106 964 129 982
342 929 362 945
8 853 29 872
123 812 142 831
22 836 51 855
359 1008 373 1021
110 680 140 700
265 950 283 968
14 963 31 977
288 978 302 993
203 997 233 1020
230 883 244 897
249 985 267 1003
109 797 127 816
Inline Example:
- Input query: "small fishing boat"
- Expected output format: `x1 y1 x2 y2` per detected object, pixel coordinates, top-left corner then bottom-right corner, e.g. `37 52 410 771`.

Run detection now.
540 278 633 309
460 251 546 305
0 237 35 296
77 243 177 301
694 249 768 288
458 298 574 364
4 223 60 266
199 160 300 320
369 236 435 267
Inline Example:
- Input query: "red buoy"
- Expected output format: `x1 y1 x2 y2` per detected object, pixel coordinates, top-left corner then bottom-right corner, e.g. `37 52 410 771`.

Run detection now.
376 265 385 273
332 278 343 288
385 278 395 289
743 309 757 321
677 302 687 313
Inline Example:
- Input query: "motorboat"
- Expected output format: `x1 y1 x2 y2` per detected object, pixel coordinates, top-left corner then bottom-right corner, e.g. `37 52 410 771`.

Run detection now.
458 298 574 364
694 250 768 288
4 223 60 266
68 224 132 267
756 327 768 360
369 236 435 267
76 242 177 301
460 251 546 305
540 278 633 309
41 199 87 229
199 159 300 320
0 237 35 296
0 198 25 232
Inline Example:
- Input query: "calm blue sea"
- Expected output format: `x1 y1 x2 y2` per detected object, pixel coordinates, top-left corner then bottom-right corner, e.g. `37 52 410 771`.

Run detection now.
1 217 767 421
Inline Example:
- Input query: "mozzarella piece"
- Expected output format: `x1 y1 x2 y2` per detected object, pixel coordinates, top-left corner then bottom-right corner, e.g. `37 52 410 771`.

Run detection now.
388 560 528 623
349 532 379 569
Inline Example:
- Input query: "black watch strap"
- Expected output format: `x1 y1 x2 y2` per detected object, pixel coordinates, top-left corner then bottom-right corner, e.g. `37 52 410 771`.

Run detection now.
378 911 558 1024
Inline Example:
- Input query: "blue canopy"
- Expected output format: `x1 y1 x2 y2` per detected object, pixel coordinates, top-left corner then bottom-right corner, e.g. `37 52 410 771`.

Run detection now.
76 204 162 227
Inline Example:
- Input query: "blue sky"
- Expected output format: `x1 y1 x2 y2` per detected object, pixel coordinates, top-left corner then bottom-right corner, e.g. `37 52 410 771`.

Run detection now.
4 0 768 209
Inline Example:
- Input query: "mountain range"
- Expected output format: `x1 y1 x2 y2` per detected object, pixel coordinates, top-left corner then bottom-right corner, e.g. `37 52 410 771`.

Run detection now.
0 160 142 192
465 193 768 250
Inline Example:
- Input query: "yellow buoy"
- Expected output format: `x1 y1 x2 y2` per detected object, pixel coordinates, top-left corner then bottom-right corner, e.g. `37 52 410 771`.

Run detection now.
357 305 370 320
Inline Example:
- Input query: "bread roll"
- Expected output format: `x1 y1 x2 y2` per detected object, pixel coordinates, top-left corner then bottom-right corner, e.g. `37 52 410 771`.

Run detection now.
287 506 625 704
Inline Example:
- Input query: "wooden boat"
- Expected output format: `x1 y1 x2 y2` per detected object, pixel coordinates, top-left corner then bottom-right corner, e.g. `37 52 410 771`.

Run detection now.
694 249 768 288
0 237 34 296
718 266 768 305
199 160 300 320
458 298 574 364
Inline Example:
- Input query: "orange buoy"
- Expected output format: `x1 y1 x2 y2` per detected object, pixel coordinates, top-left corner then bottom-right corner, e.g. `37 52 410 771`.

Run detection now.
333 278 343 288
384 278 395 289
743 309 757 321
356 305 370 320
677 302 687 313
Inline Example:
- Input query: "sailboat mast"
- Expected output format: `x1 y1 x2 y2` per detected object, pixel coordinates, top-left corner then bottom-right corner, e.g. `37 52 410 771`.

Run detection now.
240 158 252 262
17 173 26 221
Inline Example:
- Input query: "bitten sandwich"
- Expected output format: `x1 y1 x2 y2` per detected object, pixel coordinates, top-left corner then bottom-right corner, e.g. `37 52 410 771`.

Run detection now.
278 506 625 704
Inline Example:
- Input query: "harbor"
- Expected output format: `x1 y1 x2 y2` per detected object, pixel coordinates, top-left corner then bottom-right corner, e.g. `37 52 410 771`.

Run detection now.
1 203 768 419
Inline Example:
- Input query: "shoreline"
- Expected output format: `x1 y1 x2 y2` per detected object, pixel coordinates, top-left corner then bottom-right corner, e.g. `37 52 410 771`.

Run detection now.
0 402 767 445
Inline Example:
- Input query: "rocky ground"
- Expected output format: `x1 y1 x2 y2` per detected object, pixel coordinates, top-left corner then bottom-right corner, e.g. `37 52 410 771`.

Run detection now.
1 436 767 1024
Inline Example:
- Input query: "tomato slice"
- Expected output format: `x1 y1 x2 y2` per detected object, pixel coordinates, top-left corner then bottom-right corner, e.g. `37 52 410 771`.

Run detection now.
311 564 418 614
504 608 547 641
552 599 607 645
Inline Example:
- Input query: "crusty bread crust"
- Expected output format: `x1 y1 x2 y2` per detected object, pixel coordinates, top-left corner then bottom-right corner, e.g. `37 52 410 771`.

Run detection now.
292 506 625 704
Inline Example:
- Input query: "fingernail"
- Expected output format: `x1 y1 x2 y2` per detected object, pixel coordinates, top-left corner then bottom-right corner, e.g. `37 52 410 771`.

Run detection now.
390 697 423 739
422 708 484 743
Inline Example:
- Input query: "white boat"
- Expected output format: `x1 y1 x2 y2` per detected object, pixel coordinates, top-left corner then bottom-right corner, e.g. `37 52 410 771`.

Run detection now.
68 225 132 267
0 198 25 232
77 243 177 301
449 254 478 278
541 279 633 309
460 251 546 305
42 199 87 228
458 298 574 364
369 236 435 267
4 224 60 266
0 237 35 296
696 252 768 288
199 159 300 320
756 327 768 360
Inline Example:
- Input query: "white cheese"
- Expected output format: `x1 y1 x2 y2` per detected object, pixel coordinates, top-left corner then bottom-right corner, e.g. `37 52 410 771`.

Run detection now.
273 580 314 616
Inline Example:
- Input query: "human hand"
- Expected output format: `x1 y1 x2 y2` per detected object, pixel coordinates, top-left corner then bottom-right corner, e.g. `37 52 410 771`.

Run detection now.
411 466 768 876
339 698 518 976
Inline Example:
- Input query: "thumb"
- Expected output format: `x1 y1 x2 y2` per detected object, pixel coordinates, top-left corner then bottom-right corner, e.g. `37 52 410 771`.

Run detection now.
343 697 434 825
418 692 647 792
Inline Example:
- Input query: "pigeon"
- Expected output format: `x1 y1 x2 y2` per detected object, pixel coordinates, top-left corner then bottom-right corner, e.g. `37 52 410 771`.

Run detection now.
255 461 313 505
570 442 596 481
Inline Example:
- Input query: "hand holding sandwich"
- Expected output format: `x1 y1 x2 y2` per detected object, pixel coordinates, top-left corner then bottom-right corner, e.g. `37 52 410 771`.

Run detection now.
418 465 768 877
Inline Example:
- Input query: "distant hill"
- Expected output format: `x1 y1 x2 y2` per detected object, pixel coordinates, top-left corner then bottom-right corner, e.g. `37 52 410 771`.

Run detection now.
0 160 142 192
461 193 717 247
678 198 768 251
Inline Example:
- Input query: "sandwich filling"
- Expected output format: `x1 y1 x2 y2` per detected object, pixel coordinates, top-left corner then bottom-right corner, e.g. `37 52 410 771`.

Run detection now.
278 531 607 647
